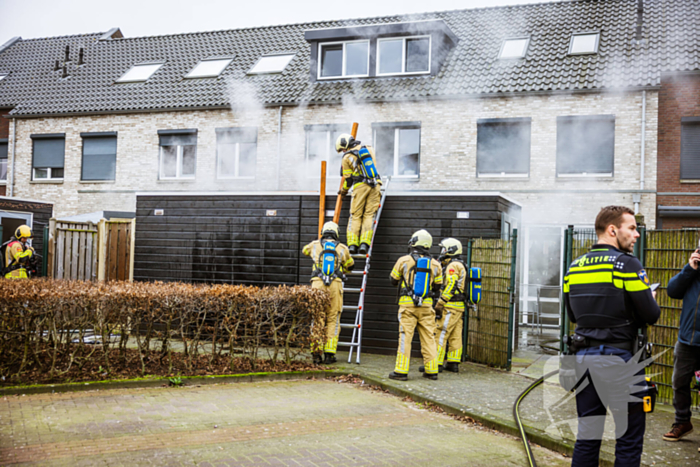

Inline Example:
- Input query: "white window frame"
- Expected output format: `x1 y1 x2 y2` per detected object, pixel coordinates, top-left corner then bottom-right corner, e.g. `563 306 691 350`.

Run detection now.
116 62 164 83
317 40 370 80
159 145 195 180
184 57 233 79
217 142 255 180
33 167 63 181
568 32 600 55
373 126 421 180
305 129 343 180
248 53 295 74
376 35 432 76
498 37 530 59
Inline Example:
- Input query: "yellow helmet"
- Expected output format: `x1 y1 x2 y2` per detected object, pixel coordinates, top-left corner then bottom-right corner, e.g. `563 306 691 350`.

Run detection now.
321 221 339 240
335 133 355 153
14 225 32 240
409 229 432 250
439 238 462 257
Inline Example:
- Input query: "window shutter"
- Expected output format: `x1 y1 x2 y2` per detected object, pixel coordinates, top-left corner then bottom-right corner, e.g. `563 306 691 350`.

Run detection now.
32 137 65 168
557 115 614 175
158 129 197 146
681 121 700 179
477 118 531 175
82 136 117 181
0 142 7 160
216 127 258 144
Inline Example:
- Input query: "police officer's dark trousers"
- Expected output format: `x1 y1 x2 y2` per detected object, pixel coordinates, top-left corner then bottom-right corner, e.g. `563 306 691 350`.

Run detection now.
572 346 645 467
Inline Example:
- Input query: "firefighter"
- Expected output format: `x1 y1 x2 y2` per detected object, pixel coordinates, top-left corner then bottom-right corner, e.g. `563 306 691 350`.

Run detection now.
563 206 660 466
3 225 35 279
433 238 467 373
388 229 443 381
302 221 354 364
336 134 381 255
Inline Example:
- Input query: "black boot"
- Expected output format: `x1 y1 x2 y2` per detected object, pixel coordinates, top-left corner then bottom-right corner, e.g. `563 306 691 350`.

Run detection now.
312 353 323 365
359 243 369 255
388 371 408 381
419 365 443 373
444 362 459 373
349 245 359 255
324 352 337 364
422 372 438 381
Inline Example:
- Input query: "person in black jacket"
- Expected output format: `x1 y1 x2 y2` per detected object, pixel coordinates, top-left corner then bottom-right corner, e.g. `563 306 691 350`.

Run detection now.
662 241 700 446
563 206 660 467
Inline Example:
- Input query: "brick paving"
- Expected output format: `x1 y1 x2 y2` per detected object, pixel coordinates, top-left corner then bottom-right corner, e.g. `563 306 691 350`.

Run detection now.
0 379 569 466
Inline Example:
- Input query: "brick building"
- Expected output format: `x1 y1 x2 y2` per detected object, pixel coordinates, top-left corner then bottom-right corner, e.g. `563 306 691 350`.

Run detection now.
0 0 698 320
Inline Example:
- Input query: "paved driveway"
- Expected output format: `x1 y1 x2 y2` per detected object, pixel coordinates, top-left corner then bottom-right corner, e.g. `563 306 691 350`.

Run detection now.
1 379 568 466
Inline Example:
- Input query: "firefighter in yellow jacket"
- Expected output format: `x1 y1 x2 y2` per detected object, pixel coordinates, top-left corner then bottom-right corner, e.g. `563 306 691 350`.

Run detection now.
3 225 35 279
388 229 443 381
302 221 355 364
433 238 468 373
336 134 381 255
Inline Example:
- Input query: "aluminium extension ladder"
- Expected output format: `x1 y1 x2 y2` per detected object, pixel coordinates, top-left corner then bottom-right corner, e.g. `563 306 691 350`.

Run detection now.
337 177 391 364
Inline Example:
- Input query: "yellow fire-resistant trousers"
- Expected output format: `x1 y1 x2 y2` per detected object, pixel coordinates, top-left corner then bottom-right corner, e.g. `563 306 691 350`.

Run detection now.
347 183 381 247
394 304 439 375
310 278 344 355
435 307 464 365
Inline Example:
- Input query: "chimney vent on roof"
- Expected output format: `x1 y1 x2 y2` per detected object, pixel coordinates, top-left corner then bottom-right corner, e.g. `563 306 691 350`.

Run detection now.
64 45 70 62
54 60 60 71
78 48 84 65
62 63 68 79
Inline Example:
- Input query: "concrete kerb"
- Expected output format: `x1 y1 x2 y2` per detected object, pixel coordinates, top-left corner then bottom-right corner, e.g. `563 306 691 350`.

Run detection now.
0 369 602 466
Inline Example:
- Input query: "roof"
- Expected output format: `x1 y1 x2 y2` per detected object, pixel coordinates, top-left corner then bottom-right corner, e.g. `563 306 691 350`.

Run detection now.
0 0 698 117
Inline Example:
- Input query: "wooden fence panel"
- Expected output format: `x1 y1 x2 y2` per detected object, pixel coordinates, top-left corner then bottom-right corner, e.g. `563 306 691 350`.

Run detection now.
644 229 699 407
104 220 135 282
467 238 513 369
51 221 99 280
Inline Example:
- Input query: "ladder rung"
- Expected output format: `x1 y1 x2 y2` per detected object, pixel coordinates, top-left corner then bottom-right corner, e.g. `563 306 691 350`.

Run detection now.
344 287 363 293
350 270 365 275
343 305 360 311
337 341 359 347
339 323 360 328
351 254 368 259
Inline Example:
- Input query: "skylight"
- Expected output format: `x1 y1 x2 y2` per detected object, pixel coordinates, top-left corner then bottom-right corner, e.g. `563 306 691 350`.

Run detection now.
248 54 295 74
0 73 7 81
499 38 529 59
116 63 164 83
569 33 600 54
185 58 233 78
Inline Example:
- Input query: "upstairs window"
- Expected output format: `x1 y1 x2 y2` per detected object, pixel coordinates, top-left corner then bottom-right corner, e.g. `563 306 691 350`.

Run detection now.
557 115 614 177
31 134 65 181
116 62 164 83
81 132 117 181
185 57 232 78
377 36 430 75
158 129 197 180
305 124 348 178
0 139 7 181
373 122 420 178
249 54 295 74
477 118 531 177
569 32 600 55
318 41 369 79
216 127 257 179
681 117 700 181
499 38 529 59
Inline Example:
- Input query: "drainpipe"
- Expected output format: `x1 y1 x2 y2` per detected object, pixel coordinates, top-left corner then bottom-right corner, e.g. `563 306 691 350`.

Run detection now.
276 106 283 190
9 117 16 197
636 90 646 215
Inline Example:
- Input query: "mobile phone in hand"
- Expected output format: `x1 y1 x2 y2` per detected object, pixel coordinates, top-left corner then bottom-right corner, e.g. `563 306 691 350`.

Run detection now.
650 283 660 292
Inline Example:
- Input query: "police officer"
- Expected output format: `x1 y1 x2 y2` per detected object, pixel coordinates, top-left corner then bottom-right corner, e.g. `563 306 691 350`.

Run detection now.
302 221 354 364
563 206 660 466
3 225 35 279
388 229 442 381
336 134 381 255
433 238 468 373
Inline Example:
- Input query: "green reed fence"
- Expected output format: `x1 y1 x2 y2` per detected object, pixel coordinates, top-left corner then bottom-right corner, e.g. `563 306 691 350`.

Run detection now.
463 230 517 370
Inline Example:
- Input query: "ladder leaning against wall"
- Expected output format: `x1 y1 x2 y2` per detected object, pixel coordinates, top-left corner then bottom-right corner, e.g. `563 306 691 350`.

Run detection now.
337 178 390 364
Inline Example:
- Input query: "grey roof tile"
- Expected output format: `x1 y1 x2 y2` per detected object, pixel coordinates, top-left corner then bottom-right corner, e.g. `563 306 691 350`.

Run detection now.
0 0 698 116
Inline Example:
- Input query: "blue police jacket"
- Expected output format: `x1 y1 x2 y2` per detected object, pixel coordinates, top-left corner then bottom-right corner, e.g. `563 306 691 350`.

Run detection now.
667 263 700 346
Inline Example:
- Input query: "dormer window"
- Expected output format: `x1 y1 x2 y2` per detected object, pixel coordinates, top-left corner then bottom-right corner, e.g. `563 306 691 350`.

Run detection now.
249 54 295 74
499 38 529 59
318 40 369 79
377 36 430 75
569 32 600 55
116 62 164 83
185 57 232 78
